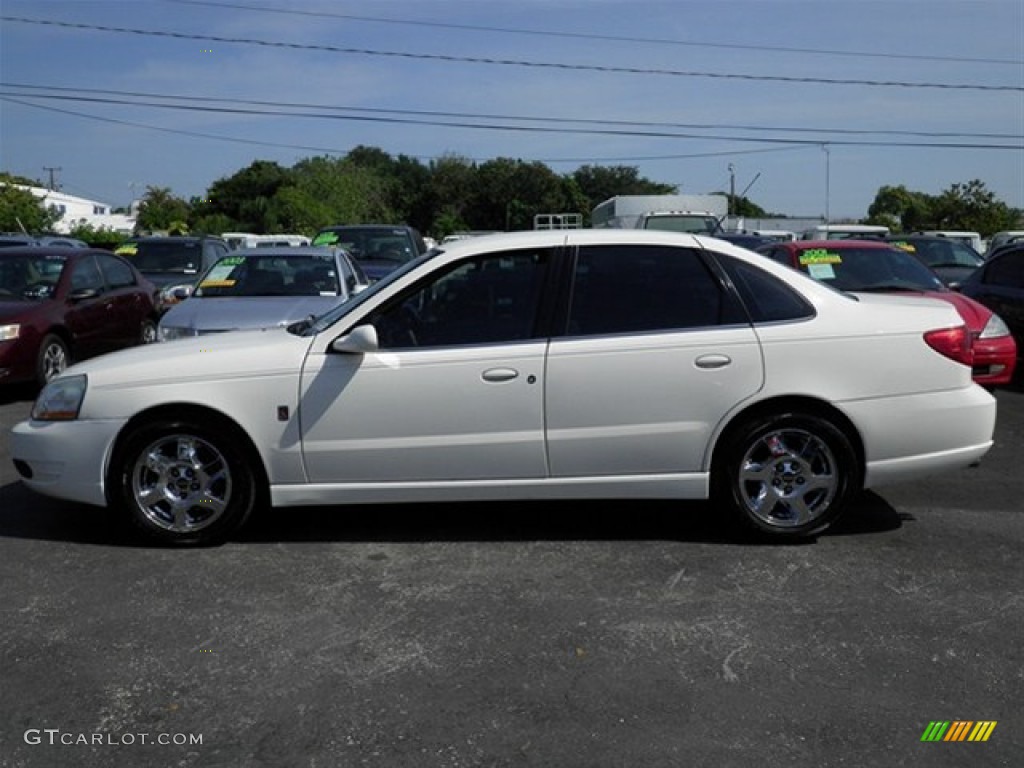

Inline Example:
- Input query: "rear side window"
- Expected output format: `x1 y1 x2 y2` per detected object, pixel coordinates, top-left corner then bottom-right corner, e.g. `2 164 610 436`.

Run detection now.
567 245 746 336
716 254 815 323
98 254 136 289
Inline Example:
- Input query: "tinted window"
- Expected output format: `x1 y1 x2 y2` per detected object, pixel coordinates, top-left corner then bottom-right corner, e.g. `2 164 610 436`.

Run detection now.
370 249 550 348
716 254 815 323
984 250 1024 289
567 245 743 336
70 255 104 292
98 254 136 289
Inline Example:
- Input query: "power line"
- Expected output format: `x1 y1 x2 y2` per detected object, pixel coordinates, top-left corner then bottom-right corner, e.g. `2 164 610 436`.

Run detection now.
3 15 1021 93
5 82 1020 141
4 92 1020 154
165 0 1023 67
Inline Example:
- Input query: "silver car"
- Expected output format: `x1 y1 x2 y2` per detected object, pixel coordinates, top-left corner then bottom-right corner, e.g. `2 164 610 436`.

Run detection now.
158 246 367 340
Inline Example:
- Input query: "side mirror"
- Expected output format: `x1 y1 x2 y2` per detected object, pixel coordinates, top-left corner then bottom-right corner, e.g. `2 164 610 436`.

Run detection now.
331 324 379 354
68 287 101 301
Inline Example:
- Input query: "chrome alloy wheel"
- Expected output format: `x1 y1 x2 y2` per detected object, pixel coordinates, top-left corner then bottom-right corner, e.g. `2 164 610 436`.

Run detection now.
737 428 838 528
131 434 233 533
40 340 68 381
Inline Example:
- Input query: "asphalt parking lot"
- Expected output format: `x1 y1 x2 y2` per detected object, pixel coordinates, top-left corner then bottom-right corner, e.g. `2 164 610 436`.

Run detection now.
0 384 1021 768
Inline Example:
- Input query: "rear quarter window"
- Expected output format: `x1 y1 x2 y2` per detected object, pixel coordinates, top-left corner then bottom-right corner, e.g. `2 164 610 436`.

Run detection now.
715 254 816 323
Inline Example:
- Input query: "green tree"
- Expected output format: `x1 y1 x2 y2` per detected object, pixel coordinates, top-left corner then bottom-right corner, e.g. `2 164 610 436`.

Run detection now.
134 186 192 233
932 180 1020 236
285 155 398 231
866 184 933 231
867 180 1020 236
428 154 478 238
0 181 60 233
204 160 295 232
472 158 567 231
66 222 126 249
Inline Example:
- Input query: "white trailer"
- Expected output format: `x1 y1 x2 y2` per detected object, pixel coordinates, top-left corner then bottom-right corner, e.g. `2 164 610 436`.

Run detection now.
590 194 729 234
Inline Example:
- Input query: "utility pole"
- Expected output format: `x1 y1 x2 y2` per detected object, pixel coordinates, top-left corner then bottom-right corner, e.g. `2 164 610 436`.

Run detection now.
728 163 735 217
43 166 62 191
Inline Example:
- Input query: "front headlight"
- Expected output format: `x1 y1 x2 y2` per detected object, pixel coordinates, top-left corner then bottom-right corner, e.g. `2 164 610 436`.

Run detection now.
158 325 194 341
0 324 20 342
32 374 87 421
980 312 1012 339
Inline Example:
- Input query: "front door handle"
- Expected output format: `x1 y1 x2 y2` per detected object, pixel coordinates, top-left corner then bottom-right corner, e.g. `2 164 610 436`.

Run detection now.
482 368 519 382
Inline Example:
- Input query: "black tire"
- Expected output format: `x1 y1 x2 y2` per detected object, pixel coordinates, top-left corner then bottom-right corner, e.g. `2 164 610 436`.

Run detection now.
36 333 70 386
109 420 257 546
715 412 860 540
139 318 158 345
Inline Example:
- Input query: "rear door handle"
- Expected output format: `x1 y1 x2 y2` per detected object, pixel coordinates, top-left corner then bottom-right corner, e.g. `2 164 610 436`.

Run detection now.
482 368 519 382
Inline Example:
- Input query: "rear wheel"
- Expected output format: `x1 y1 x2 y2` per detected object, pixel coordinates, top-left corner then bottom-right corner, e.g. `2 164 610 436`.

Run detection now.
716 412 860 540
110 420 257 546
36 334 70 386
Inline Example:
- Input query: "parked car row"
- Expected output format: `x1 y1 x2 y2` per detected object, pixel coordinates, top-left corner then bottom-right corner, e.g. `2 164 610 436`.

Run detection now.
11 229 997 547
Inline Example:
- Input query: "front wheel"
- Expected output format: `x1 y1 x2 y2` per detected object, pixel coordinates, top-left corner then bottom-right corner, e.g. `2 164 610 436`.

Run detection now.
110 420 258 546
139 318 158 344
715 413 860 540
36 334 70 386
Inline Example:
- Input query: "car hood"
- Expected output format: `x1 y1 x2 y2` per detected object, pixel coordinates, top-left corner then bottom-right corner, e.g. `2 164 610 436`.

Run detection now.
0 299 45 320
58 326 314 390
160 296 345 332
141 272 197 288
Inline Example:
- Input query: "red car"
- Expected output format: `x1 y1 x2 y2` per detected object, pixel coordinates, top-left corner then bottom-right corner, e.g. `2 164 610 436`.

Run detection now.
757 240 1017 387
0 247 159 386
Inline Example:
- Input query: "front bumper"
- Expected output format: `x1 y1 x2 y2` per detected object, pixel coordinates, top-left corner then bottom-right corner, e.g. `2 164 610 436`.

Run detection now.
10 418 128 508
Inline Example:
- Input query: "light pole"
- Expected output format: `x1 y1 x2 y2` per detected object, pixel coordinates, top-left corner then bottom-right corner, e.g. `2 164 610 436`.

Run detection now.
822 144 831 226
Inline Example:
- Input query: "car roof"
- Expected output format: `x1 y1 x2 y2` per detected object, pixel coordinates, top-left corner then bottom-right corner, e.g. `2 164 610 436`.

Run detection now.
780 239 897 250
226 246 336 257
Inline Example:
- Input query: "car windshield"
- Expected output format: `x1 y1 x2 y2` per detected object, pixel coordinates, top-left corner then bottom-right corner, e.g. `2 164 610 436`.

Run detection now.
888 239 983 269
0 254 66 300
116 241 203 274
795 246 946 292
194 254 341 297
311 228 416 266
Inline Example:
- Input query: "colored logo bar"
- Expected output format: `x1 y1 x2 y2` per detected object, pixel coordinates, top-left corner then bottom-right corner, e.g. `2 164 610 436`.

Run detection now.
921 721 997 742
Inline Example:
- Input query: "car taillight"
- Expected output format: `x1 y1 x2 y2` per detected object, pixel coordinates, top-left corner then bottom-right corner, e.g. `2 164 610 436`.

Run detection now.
923 325 974 367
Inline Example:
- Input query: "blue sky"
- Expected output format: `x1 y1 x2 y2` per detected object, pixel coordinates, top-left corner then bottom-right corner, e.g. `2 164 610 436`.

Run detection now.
1 0 1022 221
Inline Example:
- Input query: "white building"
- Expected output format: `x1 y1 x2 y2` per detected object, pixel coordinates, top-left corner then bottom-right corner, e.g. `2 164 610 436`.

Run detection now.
13 184 136 235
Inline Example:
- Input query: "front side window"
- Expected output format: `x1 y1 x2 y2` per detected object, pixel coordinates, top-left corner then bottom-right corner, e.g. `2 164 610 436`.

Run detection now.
70 256 104 292
368 249 551 348
566 245 743 336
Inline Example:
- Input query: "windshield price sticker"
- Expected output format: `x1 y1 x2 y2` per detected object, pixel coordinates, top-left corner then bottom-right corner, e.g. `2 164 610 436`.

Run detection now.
799 249 842 265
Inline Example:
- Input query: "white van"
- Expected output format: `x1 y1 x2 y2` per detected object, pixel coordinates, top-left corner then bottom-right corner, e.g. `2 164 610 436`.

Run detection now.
800 224 890 240
222 232 310 249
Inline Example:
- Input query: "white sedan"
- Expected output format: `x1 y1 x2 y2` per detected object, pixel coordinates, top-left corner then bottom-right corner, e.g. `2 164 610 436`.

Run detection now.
10 229 996 546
